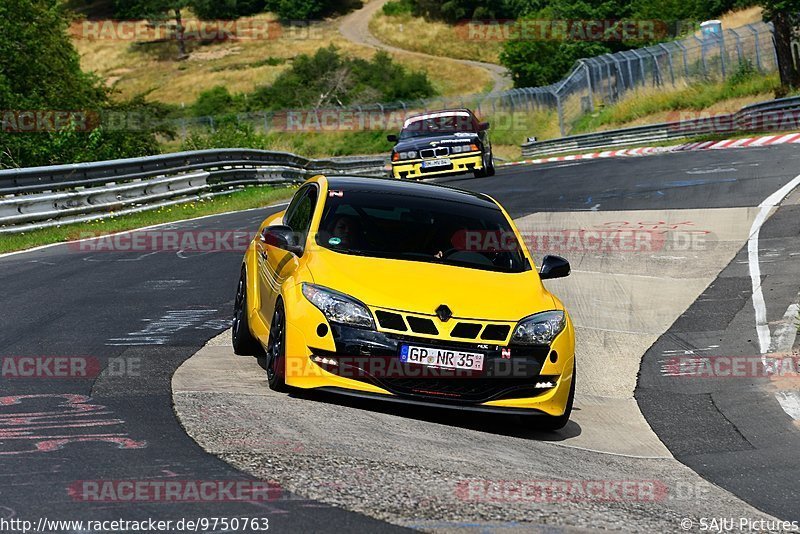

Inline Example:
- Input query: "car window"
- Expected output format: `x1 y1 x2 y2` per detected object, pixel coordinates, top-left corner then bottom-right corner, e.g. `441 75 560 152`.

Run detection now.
400 113 477 139
316 191 530 273
284 186 316 232
284 186 318 254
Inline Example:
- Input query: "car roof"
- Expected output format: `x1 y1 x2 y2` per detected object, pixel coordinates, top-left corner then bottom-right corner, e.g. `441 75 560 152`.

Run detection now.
402 109 475 128
324 176 498 210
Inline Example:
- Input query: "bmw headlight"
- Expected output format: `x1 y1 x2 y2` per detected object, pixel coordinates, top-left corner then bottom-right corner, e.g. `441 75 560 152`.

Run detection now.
302 283 374 328
400 151 418 160
511 311 566 345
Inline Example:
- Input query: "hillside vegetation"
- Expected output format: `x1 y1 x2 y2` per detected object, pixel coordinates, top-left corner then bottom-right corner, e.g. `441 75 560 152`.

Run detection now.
377 0 762 87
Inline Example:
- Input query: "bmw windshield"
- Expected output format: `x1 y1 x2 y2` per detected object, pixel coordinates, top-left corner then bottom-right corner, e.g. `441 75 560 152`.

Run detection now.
399 114 477 139
316 190 530 273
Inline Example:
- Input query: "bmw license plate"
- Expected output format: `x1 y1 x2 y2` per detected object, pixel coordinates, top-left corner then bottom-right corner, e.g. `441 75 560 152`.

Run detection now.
400 344 484 371
422 158 451 169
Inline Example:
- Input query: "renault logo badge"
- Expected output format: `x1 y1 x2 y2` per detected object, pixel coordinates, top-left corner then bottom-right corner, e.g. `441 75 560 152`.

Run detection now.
436 305 453 322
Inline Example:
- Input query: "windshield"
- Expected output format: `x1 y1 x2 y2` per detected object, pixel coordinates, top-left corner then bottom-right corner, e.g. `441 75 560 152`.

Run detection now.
399 114 477 139
316 191 530 273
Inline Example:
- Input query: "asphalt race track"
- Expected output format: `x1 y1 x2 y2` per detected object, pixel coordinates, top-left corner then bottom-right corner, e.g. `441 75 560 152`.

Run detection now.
2 144 800 532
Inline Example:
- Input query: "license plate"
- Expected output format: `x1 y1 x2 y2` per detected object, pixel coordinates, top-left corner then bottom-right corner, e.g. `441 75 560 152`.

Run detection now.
400 344 484 371
422 158 451 168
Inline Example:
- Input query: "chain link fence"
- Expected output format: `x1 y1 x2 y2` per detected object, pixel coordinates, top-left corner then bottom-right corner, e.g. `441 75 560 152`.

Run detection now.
177 22 776 140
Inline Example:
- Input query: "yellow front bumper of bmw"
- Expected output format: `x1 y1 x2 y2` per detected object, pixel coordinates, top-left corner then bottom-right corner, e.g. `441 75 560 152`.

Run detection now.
391 152 483 179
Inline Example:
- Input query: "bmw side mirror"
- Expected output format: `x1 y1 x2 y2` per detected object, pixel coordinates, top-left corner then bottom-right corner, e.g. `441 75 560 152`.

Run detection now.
260 225 303 256
387 134 398 143
479 122 490 131
539 255 570 280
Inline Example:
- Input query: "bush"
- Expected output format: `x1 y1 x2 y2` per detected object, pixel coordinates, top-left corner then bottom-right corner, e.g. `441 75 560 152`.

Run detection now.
182 122 267 150
192 86 247 117
191 0 267 19
263 0 362 20
382 0 413 16
249 46 436 109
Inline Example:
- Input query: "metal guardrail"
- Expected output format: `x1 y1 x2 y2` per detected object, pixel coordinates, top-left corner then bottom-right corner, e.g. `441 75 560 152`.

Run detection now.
521 96 800 158
0 149 387 234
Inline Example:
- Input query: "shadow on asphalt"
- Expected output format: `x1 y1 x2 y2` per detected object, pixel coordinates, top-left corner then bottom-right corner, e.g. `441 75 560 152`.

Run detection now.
253 353 580 441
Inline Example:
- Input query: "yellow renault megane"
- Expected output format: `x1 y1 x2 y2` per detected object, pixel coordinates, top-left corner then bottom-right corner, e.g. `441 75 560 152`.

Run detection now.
232 175 576 429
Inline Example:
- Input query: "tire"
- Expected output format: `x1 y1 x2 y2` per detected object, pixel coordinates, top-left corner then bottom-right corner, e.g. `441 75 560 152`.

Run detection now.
474 151 495 178
485 152 496 177
265 300 289 392
232 269 262 356
537 364 575 431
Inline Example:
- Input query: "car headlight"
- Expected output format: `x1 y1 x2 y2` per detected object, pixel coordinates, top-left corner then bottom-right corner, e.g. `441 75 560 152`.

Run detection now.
452 144 476 154
400 151 417 160
302 283 374 328
511 311 566 345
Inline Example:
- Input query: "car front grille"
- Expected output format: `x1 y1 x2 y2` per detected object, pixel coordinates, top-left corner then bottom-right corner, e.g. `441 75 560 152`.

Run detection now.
420 147 450 158
374 308 515 343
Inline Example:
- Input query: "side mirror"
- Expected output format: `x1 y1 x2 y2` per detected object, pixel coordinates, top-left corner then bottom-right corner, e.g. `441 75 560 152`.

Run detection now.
478 122 490 131
539 255 570 280
387 134 399 143
260 225 303 256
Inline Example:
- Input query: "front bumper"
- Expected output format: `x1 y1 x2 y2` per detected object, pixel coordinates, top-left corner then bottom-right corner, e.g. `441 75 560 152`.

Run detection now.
391 153 483 179
284 311 575 416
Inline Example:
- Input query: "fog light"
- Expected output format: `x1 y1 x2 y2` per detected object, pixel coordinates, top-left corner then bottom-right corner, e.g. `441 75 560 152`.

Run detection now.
535 381 555 388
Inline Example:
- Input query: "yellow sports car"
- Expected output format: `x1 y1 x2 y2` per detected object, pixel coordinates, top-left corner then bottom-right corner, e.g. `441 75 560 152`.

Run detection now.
232 175 576 429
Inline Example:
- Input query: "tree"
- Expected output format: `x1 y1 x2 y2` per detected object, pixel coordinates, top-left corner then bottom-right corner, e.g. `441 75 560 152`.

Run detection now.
114 0 192 59
0 0 105 111
761 0 800 88
0 0 165 167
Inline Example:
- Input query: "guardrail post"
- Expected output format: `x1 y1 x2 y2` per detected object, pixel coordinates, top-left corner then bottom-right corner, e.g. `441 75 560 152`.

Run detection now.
747 24 763 70
675 40 690 79
582 61 595 112
646 47 662 86
693 35 708 78
631 50 646 87
555 91 566 137
658 43 675 85
625 52 635 89
729 28 744 64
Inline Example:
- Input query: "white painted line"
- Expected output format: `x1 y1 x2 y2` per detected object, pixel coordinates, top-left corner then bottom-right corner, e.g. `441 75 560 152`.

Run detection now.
766 133 798 145
748 172 800 355
774 392 800 420
709 140 735 149
729 138 752 148
769 302 800 354
750 135 776 146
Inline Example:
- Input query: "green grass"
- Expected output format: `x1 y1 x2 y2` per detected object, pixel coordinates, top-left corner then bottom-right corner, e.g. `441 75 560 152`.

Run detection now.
0 184 296 254
573 73 780 134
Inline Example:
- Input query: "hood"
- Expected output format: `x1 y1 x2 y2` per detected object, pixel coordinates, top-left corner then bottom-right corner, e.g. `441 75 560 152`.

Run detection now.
305 248 554 322
393 132 481 153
